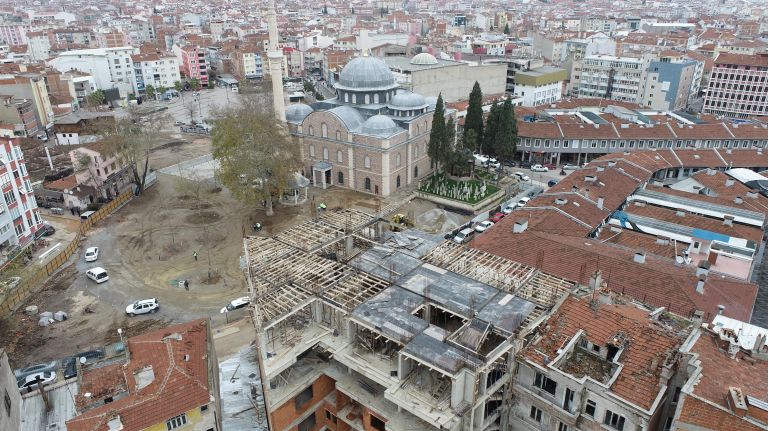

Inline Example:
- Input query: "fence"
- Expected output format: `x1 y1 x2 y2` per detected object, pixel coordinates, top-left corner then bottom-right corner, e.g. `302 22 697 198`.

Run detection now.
0 191 133 314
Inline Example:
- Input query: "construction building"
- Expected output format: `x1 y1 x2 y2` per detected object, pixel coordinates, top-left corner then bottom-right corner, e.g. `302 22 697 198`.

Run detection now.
244 208 574 431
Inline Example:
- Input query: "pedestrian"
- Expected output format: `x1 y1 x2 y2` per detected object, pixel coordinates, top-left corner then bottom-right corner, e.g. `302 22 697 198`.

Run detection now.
70 207 75 216
184 279 189 290
193 251 198 261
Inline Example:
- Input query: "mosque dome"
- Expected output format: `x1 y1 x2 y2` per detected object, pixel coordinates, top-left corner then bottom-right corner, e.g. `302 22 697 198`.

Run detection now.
410 52 439 65
388 91 428 109
285 103 314 123
360 115 401 136
336 56 397 91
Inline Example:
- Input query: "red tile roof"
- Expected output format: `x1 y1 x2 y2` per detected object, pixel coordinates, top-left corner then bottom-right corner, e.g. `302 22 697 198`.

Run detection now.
66 319 212 431
45 174 77 191
522 296 684 410
714 52 768 68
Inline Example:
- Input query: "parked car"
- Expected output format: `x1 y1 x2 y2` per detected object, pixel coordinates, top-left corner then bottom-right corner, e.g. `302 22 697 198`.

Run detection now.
18 371 56 392
503 160 517 168
514 172 531 182
517 197 531 207
75 348 105 362
547 179 560 187
531 164 549 172
86 267 109 283
61 357 77 379
453 228 474 244
489 212 506 223
484 158 501 169
543 163 557 170
125 298 159 316
520 161 533 169
220 296 251 314
35 222 55 238
501 204 516 215
562 164 580 170
84 247 99 262
174 121 185 126
474 220 494 233
14 361 58 380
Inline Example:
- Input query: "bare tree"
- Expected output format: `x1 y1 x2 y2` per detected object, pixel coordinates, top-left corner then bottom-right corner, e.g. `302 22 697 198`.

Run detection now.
74 151 103 196
183 101 197 123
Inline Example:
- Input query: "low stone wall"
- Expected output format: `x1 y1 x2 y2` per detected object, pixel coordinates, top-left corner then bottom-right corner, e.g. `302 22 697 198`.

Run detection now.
416 188 507 214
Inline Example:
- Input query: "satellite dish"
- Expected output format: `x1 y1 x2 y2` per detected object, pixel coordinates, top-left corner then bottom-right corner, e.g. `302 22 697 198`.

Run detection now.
79 357 87 364
675 255 684 264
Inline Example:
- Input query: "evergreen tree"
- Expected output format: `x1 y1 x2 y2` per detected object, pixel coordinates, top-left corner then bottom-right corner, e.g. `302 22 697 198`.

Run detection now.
464 81 484 152
503 23 510 35
483 101 501 156
428 94 447 172
445 116 456 149
497 98 518 163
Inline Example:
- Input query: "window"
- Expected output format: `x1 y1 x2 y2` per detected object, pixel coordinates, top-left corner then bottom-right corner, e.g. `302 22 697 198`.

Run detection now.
529 405 542 423
534 372 557 395
321 123 327 138
309 145 315 158
308 125 314 136
370 414 386 431
295 386 313 409
166 414 187 430
364 177 371 191
585 399 596 417
414 166 418 178
337 172 344 184
558 423 569 431
604 410 625 430
337 150 343 163
298 414 316 431
564 388 574 412
336 131 341 140
364 155 371 169
396 153 401 167
396 175 401 188
322 147 328 160
4 389 10 415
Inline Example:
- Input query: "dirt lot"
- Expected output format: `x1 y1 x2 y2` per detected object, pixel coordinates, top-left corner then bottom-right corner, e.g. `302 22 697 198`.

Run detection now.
0 134 392 367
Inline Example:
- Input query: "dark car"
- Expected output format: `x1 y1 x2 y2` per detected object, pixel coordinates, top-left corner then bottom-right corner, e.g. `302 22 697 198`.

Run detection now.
75 348 105 364
547 179 560 187
62 357 77 379
35 223 55 238
520 161 533 169
543 163 557 170
503 160 517 168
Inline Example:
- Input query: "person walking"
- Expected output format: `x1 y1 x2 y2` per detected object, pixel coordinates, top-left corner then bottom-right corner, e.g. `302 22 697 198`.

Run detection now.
184 279 189 290
193 251 198 261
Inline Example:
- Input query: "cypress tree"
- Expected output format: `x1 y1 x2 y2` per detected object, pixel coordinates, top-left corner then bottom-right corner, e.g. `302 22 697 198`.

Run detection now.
428 94 447 172
483 101 501 156
497 98 518 163
464 81 484 152
503 23 510 34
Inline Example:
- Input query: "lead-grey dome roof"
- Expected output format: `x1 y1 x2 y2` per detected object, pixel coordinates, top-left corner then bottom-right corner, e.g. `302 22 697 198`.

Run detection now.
360 115 401 136
388 91 428 110
410 52 438 65
285 103 314 123
328 105 365 130
336 56 397 91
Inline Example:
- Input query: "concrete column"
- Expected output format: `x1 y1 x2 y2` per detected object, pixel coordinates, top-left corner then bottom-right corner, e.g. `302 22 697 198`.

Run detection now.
322 170 327 189
556 152 561 166
267 51 286 122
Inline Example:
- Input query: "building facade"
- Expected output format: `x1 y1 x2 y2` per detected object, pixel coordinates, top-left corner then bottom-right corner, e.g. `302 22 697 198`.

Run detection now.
513 66 566 107
173 44 209 86
641 59 698 110
0 96 38 137
572 55 648 103
0 349 21 431
703 53 768 119
287 55 436 197
0 138 43 252
132 53 181 96
47 47 137 97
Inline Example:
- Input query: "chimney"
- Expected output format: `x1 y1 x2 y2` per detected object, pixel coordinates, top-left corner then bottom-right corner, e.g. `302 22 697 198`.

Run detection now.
706 167 716 176
555 197 568 205
589 269 603 292
597 196 604 210
571 185 578 192
696 277 705 294
728 387 748 418
696 260 711 278
726 178 735 187
596 166 605 172
676 210 686 217
608 160 616 166
752 333 768 360
723 215 734 226
655 237 669 245
718 304 726 315
585 175 597 182
513 218 528 233
633 251 646 264
747 191 758 199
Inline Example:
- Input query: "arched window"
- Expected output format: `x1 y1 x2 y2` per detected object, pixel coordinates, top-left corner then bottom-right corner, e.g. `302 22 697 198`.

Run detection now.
396 175 401 188
414 166 419 178
336 131 341 140
321 123 327 138
308 125 314 136
309 144 315 157
364 94 370 104
374 93 379 103
364 155 371 169
415 145 419 157
338 171 344 184
364 177 371 191
322 147 329 160
417 124 420 134
396 153 401 167
337 150 343 162
344 93 349 103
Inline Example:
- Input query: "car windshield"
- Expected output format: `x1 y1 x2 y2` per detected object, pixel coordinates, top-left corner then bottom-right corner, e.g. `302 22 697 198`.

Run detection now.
226 304 235 311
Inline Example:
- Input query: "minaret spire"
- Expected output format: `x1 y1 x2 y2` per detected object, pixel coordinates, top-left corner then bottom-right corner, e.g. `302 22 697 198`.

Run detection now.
267 0 286 121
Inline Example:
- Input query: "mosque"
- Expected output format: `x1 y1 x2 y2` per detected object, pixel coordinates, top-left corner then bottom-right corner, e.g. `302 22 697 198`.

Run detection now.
283 54 441 197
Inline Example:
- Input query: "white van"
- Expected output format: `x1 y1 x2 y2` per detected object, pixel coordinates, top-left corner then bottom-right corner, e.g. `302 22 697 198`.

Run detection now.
86 267 109 283
80 211 96 220
453 228 474 244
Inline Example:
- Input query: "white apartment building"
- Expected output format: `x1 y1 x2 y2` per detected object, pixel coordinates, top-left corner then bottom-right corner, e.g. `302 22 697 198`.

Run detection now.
26 32 51 61
240 52 263 79
132 53 181 96
571 54 648 103
47 47 138 98
513 66 567 107
0 138 42 255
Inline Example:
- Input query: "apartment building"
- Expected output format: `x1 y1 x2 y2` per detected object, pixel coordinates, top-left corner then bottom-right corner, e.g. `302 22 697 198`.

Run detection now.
641 58 699 110
69 142 133 199
66 319 222 431
703 53 768 119
0 96 38 137
173 44 209 86
26 31 51 61
0 349 21 431
571 55 648 103
230 47 263 80
48 47 137 97
0 24 28 46
0 138 43 252
93 28 127 48
132 52 180 97
0 72 54 130
511 295 684 431
512 66 566 107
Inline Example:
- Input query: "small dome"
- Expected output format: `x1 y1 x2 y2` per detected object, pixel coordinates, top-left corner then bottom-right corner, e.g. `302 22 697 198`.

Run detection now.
410 52 439 65
336 56 397 91
388 91 427 109
360 115 401 136
285 103 313 123
328 105 365 130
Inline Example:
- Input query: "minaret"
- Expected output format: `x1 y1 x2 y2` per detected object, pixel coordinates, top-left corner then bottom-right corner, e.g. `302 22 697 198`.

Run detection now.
267 0 286 122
